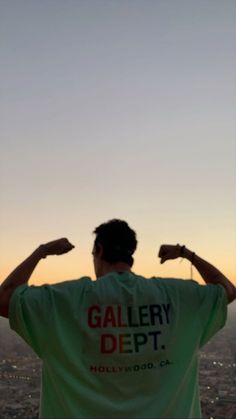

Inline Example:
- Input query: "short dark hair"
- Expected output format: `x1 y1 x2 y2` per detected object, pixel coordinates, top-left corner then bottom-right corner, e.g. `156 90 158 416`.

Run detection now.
93 219 137 267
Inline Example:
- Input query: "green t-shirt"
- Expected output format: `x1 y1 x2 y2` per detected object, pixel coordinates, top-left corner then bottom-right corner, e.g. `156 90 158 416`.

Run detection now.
9 272 227 418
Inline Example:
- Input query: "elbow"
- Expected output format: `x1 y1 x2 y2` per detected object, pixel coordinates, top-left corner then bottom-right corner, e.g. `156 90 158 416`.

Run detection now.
226 285 236 304
0 297 10 318
0 286 12 318
0 306 9 318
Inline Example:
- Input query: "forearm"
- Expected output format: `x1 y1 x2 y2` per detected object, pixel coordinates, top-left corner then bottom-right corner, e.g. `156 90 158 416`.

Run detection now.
0 238 74 318
182 247 236 303
0 246 44 293
0 246 45 318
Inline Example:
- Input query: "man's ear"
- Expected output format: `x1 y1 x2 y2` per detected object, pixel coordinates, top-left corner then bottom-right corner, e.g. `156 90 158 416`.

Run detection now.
95 243 104 258
97 243 104 258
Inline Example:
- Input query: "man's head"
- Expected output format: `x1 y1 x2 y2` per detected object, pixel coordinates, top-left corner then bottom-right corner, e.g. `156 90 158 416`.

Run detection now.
92 219 138 278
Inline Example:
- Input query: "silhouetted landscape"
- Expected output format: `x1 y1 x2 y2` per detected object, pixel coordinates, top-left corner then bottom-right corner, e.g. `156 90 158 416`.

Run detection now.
0 303 235 418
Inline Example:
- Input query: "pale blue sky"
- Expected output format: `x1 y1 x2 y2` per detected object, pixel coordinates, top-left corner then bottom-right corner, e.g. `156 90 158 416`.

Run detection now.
1 0 235 283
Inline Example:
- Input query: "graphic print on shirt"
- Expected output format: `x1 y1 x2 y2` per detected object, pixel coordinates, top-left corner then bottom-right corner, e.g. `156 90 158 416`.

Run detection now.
87 303 171 355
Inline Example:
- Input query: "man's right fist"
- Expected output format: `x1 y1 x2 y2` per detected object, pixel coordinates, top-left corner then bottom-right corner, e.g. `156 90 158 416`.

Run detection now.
39 238 75 258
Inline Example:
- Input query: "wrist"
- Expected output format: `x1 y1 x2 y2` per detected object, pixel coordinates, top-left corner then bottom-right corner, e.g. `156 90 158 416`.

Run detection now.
36 245 47 259
178 246 195 263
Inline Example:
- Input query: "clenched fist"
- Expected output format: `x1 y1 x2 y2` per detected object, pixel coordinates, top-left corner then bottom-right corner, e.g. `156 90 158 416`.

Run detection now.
39 238 75 258
158 244 181 264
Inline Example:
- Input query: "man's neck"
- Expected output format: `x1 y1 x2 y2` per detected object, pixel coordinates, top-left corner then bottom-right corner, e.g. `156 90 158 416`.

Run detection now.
100 262 131 277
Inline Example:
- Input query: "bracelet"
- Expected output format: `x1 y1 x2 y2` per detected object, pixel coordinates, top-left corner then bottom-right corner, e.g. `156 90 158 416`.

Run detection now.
190 252 195 280
177 244 195 279
191 252 195 264
178 245 195 262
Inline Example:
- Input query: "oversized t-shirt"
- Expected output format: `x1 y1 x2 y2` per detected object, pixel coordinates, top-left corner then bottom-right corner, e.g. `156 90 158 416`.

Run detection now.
9 272 227 418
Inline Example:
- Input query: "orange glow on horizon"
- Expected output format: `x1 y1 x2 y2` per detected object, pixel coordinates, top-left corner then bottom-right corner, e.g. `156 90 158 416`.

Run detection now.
1 257 235 287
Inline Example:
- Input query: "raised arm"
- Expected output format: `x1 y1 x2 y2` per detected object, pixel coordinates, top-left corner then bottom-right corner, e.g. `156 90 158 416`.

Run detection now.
0 238 74 318
158 244 236 304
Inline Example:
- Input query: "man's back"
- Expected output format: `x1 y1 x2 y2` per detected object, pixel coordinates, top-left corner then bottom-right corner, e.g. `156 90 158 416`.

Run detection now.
9 272 227 418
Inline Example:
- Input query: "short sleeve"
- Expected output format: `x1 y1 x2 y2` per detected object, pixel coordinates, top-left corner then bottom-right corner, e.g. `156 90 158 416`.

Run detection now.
159 278 228 349
9 284 54 358
197 284 227 348
8 278 91 359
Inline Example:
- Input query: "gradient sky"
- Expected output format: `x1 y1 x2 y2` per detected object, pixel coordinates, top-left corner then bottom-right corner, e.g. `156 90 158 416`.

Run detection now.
1 0 235 285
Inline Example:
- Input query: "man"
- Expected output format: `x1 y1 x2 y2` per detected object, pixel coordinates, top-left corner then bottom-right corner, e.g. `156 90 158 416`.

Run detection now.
0 219 235 418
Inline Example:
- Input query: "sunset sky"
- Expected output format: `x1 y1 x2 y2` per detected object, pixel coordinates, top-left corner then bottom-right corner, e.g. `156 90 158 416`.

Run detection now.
1 0 235 286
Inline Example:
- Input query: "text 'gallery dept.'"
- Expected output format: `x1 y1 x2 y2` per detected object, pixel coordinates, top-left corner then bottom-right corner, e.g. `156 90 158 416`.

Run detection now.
87 304 171 328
